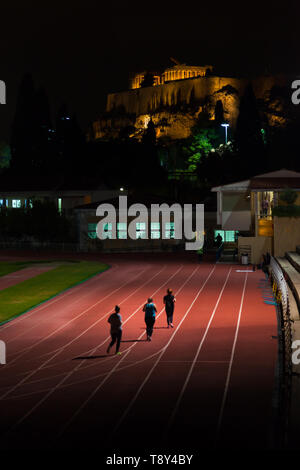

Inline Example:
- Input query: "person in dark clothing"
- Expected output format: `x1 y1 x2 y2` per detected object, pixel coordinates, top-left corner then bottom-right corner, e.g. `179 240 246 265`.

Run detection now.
143 298 157 341
107 305 123 354
163 288 176 328
215 233 223 247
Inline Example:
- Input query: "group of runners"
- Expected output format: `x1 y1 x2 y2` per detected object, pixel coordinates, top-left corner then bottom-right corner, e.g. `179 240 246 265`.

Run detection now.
106 288 176 355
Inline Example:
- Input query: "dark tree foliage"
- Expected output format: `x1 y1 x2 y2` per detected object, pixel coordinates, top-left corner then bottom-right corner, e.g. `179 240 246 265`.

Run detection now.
0 141 11 169
214 100 224 126
85 135 166 191
279 189 298 205
265 120 300 172
235 82 265 174
10 75 85 178
56 105 85 175
31 88 53 171
142 119 156 146
10 74 36 171
0 200 74 242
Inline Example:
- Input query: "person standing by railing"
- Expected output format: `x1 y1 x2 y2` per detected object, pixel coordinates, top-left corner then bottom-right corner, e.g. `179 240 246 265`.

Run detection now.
262 199 269 217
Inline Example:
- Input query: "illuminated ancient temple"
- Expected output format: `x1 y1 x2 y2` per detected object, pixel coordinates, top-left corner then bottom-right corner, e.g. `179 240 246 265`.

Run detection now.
89 58 287 143
130 63 213 89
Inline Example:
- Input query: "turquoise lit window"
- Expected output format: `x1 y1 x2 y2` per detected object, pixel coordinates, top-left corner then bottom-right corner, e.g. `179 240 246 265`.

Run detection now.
58 198 62 213
214 230 238 242
88 223 97 239
151 222 160 239
136 222 146 239
165 222 175 239
12 199 21 208
102 223 113 239
117 223 127 239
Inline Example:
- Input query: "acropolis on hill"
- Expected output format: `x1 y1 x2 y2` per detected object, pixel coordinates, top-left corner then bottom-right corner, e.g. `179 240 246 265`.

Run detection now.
89 60 289 143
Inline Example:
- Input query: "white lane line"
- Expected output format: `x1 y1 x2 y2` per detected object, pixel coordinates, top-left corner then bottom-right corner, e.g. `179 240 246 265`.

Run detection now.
6 265 185 433
0 265 167 400
5 269 238 400
57 265 200 438
0 264 119 332
215 272 248 443
164 267 232 438
3 266 153 367
0 349 163 400
109 264 217 439
8 266 153 362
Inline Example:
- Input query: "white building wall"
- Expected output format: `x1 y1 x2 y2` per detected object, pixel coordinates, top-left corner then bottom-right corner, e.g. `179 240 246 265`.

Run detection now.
222 211 252 231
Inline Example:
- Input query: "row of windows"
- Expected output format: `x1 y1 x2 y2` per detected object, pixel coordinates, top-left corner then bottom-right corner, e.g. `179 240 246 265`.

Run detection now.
214 230 239 242
0 199 22 208
0 199 62 210
88 222 175 240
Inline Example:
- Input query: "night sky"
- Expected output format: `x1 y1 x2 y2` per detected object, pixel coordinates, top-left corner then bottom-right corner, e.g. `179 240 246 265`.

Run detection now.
0 2 298 141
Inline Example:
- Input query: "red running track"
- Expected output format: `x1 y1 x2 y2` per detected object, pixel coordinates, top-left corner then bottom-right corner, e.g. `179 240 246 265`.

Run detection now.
0 256 278 451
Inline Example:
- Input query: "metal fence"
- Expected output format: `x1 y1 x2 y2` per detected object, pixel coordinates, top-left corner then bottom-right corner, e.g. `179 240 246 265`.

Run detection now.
270 256 293 447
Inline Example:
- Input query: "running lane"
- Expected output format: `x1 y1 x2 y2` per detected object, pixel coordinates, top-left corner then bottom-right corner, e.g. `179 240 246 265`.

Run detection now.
0 258 278 451
164 268 278 450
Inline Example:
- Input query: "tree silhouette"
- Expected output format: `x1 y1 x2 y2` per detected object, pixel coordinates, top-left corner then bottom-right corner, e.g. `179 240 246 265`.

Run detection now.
31 87 52 170
142 119 156 146
10 74 36 171
56 104 85 174
214 100 224 126
235 84 263 158
0 141 11 169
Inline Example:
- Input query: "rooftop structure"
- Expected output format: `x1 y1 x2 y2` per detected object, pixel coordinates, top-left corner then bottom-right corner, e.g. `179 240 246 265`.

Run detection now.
130 63 214 89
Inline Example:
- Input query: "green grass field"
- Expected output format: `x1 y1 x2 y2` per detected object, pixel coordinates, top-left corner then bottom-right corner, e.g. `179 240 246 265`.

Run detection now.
0 262 29 277
0 261 109 324
0 259 80 278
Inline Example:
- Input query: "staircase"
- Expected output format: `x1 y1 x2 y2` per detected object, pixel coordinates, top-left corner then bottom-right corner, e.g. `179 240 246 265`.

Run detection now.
276 251 300 318
217 242 238 264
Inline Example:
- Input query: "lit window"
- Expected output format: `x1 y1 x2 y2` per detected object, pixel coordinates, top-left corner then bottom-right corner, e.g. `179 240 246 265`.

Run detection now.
165 222 175 239
215 230 224 241
151 222 160 239
0 200 3 207
12 200 21 208
224 231 236 242
102 223 113 239
58 198 62 213
214 230 238 242
88 223 97 239
136 222 146 239
117 223 127 239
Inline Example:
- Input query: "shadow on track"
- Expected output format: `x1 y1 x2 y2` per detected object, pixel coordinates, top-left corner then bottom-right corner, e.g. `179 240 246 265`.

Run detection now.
72 355 108 360
121 339 147 343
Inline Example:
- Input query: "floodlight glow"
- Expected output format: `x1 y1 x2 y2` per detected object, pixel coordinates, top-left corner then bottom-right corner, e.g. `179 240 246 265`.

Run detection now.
221 123 229 144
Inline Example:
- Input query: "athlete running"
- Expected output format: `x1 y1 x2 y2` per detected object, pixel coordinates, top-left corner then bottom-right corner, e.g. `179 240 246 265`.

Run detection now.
143 298 157 341
107 305 123 355
163 288 176 328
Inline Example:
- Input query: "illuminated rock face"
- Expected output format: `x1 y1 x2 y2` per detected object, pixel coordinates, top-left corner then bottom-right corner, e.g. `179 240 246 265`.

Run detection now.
91 74 289 142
